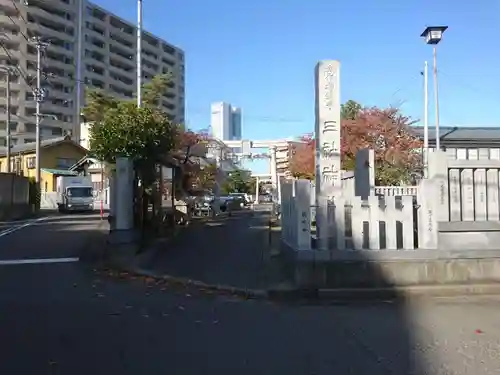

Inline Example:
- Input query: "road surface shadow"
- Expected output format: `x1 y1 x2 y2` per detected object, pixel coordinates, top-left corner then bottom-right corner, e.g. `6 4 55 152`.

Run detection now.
134 209 431 373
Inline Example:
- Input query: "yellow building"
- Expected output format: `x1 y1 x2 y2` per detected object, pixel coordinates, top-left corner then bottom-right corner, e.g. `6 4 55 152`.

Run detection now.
0 136 88 192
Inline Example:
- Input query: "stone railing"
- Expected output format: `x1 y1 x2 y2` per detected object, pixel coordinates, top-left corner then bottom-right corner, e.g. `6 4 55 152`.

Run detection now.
375 186 419 196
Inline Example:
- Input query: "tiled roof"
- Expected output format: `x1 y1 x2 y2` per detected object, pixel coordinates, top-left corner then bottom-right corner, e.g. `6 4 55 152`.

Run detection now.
0 136 84 157
411 126 500 141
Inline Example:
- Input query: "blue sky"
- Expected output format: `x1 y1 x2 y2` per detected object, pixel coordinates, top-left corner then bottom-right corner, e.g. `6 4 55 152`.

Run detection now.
94 0 500 172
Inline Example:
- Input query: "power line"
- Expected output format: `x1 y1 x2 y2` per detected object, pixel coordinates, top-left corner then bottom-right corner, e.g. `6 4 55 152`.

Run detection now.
439 70 496 98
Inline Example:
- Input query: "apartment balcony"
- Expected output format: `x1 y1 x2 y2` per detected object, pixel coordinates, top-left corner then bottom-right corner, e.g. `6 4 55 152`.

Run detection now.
0 95 20 107
109 49 134 65
0 47 24 62
142 63 158 76
108 34 135 51
27 5 75 28
44 58 76 73
0 14 19 25
108 19 135 40
108 64 133 80
86 25 106 39
27 21 74 43
84 54 108 68
47 43 75 58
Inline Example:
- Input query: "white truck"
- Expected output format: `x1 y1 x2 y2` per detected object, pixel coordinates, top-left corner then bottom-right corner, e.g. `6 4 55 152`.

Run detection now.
56 176 94 213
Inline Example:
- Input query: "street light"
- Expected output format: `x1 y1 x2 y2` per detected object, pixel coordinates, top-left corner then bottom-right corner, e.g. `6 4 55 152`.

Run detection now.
421 25 448 151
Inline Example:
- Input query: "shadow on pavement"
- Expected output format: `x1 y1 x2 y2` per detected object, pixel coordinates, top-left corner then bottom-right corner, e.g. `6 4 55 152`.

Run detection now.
0 213 108 260
135 208 431 373
143 210 271 289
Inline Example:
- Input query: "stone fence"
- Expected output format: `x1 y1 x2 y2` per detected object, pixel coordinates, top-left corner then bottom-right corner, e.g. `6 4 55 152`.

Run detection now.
0 173 31 220
374 186 418 196
279 150 500 288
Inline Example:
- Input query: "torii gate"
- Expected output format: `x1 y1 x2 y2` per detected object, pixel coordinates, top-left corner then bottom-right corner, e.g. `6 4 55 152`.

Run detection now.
224 139 290 203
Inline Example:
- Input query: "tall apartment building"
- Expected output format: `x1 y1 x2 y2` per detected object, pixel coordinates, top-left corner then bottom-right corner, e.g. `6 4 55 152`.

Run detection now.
210 102 241 141
0 0 185 147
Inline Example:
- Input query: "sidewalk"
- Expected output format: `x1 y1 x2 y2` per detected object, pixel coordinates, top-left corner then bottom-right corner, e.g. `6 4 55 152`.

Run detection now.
139 210 281 290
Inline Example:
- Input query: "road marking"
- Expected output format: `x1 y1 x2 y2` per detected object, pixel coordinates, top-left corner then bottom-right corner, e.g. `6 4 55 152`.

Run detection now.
0 257 79 265
0 217 46 238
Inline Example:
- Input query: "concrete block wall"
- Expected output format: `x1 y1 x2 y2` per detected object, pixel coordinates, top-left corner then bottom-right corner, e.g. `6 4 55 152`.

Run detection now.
0 173 31 220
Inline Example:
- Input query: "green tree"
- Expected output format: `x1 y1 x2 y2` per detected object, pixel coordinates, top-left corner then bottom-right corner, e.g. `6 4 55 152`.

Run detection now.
221 169 252 194
82 74 179 185
341 99 362 120
88 101 179 185
83 74 181 231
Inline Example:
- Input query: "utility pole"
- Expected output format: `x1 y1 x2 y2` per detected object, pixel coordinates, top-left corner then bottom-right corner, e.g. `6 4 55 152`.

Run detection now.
75 0 84 141
433 46 440 151
31 36 48 184
136 0 142 107
423 61 429 177
0 67 13 173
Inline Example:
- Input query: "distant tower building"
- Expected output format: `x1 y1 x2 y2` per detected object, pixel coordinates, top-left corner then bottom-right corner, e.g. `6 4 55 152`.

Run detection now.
210 102 242 141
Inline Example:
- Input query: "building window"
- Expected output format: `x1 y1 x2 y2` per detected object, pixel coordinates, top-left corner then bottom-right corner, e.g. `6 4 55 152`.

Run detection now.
490 149 500 160
467 149 478 160
456 148 467 160
26 157 35 169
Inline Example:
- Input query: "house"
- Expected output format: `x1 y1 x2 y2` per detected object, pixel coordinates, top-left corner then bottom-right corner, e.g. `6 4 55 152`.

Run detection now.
0 136 88 192
69 156 107 191
412 126 500 160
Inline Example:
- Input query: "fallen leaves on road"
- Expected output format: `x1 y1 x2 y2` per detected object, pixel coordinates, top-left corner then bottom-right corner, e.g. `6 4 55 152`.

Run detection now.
95 267 261 302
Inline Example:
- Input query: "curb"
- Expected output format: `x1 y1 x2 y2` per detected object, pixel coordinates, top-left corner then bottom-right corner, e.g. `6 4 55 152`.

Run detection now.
119 267 270 299
105 264 500 304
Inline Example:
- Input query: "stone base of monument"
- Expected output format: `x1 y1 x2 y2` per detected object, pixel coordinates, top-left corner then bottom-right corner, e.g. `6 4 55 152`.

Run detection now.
438 221 500 250
280 240 500 291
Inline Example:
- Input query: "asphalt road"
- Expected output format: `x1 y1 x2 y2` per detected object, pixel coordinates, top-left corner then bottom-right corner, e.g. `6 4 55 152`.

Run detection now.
1 211 500 374
0 212 104 261
1 262 500 374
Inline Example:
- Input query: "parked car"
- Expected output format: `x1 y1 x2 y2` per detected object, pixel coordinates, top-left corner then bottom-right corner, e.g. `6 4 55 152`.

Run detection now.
229 193 251 206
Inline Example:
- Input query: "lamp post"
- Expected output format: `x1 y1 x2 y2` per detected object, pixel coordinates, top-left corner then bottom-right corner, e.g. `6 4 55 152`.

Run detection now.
421 26 448 152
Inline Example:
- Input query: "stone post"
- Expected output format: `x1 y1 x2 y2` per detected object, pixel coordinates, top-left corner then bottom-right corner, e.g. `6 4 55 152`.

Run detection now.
314 60 342 250
109 157 135 244
427 151 449 222
115 157 134 230
294 179 312 250
355 148 375 199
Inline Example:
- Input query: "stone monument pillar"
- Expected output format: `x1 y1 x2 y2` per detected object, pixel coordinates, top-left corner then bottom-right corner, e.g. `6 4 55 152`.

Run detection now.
109 157 135 244
314 60 342 250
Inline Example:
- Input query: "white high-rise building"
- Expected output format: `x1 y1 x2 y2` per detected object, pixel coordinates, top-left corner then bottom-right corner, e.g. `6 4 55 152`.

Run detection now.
210 102 241 141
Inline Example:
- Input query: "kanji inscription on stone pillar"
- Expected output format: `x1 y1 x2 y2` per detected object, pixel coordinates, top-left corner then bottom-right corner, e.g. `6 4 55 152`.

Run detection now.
315 60 341 200
314 61 341 250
